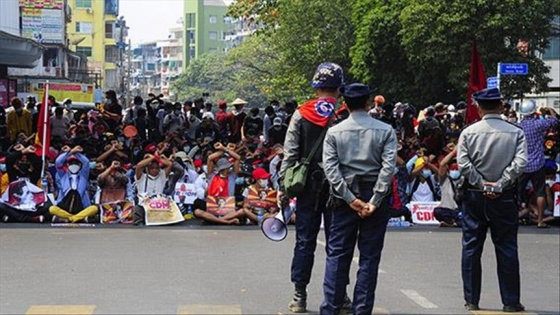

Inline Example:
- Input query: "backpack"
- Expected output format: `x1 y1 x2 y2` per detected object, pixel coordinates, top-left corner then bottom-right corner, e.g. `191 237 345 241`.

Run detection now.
409 175 441 201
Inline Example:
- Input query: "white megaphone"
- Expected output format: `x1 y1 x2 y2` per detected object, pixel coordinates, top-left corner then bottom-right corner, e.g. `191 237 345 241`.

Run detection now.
261 205 295 242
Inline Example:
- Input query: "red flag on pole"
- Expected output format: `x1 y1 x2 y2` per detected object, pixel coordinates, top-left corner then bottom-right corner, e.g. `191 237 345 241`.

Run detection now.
35 82 51 158
465 40 486 124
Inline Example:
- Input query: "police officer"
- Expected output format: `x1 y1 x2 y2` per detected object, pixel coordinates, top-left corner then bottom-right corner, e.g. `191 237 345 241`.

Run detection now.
280 62 346 313
457 88 528 312
321 83 397 315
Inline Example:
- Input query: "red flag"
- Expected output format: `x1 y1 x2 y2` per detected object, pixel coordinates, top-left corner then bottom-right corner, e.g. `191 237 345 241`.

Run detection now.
465 41 486 124
298 97 337 127
35 83 51 157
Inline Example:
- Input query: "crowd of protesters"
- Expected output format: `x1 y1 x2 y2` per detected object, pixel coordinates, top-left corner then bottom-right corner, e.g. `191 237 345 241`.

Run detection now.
0 88 558 227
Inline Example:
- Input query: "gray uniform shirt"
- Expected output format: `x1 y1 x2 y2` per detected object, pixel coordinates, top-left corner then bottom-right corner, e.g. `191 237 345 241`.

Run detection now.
457 114 527 189
322 111 397 207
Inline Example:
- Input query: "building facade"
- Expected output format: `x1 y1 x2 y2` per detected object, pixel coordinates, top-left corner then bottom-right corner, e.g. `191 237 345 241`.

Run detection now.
183 0 233 67
66 0 125 91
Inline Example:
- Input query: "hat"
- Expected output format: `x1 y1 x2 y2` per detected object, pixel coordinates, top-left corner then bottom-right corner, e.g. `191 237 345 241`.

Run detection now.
193 159 203 168
67 155 81 165
456 101 467 110
252 167 271 180
311 62 344 89
273 117 283 126
144 143 157 153
123 125 138 138
175 151 189 163
202 112 215 120
231 98 248 106
218 100 227 108
473 88 502 102
374 95 385 104
215 158 232 172
447 105 456 112
340 83 376 99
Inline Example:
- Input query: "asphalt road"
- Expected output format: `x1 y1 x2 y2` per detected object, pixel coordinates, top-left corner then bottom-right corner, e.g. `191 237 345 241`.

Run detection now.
0 223 558 315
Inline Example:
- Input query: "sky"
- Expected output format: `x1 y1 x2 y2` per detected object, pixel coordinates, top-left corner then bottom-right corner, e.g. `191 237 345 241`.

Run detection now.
120 0 184 45
120 0 233 45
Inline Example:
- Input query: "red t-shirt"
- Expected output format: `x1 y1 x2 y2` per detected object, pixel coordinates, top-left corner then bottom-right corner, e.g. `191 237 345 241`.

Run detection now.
208 175 229 197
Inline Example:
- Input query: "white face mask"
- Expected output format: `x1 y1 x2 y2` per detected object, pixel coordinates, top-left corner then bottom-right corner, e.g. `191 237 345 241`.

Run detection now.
545 180 555 187
258 179 268 188
68 164 81 174
449 170 461 180
422 170 432 179
508 118 517 123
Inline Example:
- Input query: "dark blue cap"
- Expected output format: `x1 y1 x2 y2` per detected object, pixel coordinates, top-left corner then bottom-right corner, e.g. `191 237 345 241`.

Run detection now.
311 62 344 89
340 83 376 99
473 88 502 102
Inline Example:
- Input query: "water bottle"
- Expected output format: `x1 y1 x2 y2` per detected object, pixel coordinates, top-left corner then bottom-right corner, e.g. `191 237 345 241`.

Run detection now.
41 177 49 194
257 208 264 223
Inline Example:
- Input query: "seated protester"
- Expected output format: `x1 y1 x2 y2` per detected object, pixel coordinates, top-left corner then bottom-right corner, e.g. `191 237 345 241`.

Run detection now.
132 153 173 225
268 145 284 190
433 148 464 227
175 152 199 184
389 146 413 223
541 164 558 224
242 167 279 224
6 144 42 185
97 140 129 166
409 154 441 202
193 142 244 225
97 160 133 204
50 146 98 223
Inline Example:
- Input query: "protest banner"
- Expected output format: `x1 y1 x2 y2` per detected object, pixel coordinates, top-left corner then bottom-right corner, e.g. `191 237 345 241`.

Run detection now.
206 196 236 217
100 200 134 224
173 183 197 205
246 187 278 213
1 179 46 212
144 195 184 226
554 192 560 218
408 201 441 225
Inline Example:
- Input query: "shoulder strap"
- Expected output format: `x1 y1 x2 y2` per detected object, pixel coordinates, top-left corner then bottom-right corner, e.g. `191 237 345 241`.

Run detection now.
410 178 421 196
447 176 457 194
304 126 328 161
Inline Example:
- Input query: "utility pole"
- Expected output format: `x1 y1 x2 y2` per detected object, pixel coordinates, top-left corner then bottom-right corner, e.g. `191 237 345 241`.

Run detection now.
126 39 131 106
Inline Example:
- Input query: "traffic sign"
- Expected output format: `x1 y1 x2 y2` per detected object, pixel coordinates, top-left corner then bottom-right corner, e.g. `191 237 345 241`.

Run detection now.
499 63 528 75
487 77 499 89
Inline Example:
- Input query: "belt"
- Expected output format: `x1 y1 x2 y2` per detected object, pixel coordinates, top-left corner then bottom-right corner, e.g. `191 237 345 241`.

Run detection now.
467 184 515 193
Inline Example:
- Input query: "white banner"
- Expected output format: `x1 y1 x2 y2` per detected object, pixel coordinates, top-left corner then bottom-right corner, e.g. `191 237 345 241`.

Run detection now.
407 201 440 225
554 192 560 218
173 183 197 205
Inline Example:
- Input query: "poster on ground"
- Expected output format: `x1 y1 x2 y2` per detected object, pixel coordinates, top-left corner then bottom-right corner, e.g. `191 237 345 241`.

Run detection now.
246 187 278 213
407 201 440 225
144 195 184 226
173 183 197 205
1 179 46 212
206 196 235 217
100 200 134 224
554 192 560 218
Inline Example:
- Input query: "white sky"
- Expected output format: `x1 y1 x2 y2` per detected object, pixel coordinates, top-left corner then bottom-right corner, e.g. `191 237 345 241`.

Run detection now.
120 0 184 45
120 0 233 45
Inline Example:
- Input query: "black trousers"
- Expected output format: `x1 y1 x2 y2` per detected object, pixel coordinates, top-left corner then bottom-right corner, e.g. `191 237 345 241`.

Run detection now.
461 189 520 306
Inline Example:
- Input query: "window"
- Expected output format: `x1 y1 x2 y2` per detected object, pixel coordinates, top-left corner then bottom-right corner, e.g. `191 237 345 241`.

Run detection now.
75 0 92 8
186 13 195 28
209 15 217 23
209 31 217 40
542 35 560 60
76 46 92 57
105 22 114 39
105 45 119 63
75 22 92 34
147 63 156 71
187 31 195 44
189 47 195 59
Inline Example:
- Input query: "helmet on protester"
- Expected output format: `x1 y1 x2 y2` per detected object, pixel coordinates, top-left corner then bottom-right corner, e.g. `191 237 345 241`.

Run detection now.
311 62 344 89
519 99 537 116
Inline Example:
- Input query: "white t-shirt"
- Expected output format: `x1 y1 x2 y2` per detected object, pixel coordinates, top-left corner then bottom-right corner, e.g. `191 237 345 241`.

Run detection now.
136 171 167 205
411 180 435 202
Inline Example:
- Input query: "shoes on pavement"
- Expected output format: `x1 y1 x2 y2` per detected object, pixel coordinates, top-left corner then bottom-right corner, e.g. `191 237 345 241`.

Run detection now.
464 302 480 311
288 289 307 313
30 215 44 223
339 295 352 314
52 216 70 223
2 215 9 223
503 303 525 312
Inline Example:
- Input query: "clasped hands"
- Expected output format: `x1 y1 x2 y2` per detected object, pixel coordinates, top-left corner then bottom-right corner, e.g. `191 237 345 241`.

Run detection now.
349 199 376 218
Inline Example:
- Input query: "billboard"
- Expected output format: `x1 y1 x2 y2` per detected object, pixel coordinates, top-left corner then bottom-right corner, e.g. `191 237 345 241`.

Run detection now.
21 8 64 44
32 83 95 103
19 0 64 9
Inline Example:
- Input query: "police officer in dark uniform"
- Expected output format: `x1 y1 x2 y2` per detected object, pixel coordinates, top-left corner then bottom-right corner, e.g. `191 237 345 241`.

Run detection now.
457 88 528 312
321 83 397 314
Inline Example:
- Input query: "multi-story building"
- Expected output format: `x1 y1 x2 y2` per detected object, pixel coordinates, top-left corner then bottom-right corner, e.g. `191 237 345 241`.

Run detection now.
183 0 233 67
67 0 126 91
130 41 160 97
224 17 258 51
158 26 183 97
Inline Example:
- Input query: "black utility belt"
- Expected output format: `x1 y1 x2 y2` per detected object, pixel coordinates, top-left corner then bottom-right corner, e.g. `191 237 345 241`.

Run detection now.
467 184 515 193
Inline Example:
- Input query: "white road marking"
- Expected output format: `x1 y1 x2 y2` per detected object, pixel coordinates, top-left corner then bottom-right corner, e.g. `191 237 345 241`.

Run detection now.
400 289 438 309
317 240 386 273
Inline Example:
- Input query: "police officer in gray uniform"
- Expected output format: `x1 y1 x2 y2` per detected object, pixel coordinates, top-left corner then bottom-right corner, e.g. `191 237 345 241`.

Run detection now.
321 83 397 315
457 88 528 313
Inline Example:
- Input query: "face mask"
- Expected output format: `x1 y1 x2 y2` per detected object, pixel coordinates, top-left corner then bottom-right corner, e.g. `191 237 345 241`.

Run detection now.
183 146 191 153
393 167 399 175
15 108 23 114
68 164 81 174
202 165 208 174
508 118 517 123
422 170 432 179
133 149 140 156
219 172 227 178
235 177 245 185
89 162 96 170
174 110 181 115
106 99 113 105
545 180 555 187
0 164 6 172
258 179 268 188
449 170 461 180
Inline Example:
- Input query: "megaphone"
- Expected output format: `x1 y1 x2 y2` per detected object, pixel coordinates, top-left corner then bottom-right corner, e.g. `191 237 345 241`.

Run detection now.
261 205 295 242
